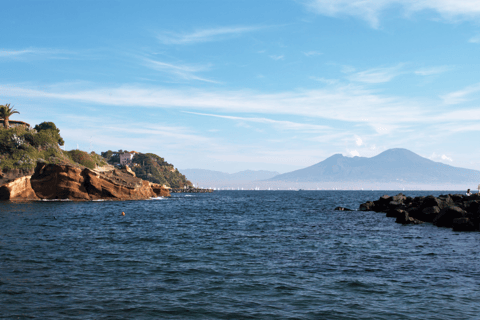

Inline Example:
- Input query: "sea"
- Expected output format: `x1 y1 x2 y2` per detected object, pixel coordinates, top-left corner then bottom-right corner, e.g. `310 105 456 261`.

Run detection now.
1 191 480 319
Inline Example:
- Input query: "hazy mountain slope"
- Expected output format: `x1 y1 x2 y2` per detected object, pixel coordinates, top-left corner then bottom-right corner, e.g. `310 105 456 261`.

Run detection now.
182 169 280 183
269 148 480 183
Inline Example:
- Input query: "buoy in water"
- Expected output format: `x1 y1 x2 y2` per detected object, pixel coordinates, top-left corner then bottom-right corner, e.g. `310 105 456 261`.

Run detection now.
122 212 125 216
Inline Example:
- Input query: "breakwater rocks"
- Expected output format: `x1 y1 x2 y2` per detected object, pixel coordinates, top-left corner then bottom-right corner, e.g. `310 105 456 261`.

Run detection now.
0 162 170 201
357 193 480 231
171 187 213 193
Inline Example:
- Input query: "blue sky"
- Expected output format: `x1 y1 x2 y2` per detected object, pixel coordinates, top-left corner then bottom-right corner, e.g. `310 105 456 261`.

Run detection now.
2 0 480 173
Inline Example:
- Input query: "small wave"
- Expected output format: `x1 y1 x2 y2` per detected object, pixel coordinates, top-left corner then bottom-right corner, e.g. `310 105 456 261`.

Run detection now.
149 197 166 200
39 199 71 202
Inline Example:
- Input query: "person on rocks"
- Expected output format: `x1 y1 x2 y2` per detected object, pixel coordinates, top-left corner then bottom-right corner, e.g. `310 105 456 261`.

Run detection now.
466 189 472 196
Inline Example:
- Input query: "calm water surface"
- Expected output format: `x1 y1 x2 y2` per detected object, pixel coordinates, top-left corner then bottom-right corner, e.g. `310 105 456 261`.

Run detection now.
1 191 480 319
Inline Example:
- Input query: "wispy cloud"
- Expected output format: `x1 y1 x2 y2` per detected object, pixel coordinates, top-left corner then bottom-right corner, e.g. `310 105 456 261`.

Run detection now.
183 111 331 132
0 83 428 132
303 0 480 28
158 26 261 45
469 34 480 43
441 83 480 104
414 66 453 76
0 48 73 60
143 58 218 83
348 65 404 83
269 54 285 61
309 76 339 85
303 51 322 57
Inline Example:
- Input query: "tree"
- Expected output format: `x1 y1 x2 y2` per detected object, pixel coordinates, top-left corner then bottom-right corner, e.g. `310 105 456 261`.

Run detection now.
0 103 20 129
34 121 65 146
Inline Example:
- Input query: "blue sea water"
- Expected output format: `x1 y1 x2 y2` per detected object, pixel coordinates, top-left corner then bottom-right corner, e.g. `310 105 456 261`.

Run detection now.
1 191 480 319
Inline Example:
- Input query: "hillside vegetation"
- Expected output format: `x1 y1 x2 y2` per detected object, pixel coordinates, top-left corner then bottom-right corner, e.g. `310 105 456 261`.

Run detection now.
0 122 106 170
101 150 192 188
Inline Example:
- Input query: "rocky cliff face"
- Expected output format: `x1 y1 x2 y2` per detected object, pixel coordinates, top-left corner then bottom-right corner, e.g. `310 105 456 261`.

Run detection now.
0 176 38 200
0 162 170 201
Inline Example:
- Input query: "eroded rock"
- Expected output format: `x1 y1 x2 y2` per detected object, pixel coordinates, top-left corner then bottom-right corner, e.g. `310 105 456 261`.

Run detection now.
0 162 170 201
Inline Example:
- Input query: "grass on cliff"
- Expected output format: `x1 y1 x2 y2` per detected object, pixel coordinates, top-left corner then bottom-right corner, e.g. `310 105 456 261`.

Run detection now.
0 125 106 170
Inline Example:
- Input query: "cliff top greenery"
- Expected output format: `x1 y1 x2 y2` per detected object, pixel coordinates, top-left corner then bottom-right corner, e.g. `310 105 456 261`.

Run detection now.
101 150 192 188
0 121 106 170
1 105 190 187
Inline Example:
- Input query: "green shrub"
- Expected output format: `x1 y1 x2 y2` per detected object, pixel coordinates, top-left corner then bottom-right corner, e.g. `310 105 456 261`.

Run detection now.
34 121 65 146
67 150 96 169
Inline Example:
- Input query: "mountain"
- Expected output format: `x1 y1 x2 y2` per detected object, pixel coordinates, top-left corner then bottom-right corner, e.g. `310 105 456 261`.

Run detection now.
269 148 480 184
181 169 280 184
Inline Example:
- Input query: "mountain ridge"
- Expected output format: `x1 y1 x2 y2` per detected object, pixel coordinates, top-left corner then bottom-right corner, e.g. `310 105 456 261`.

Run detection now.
269 148 480 184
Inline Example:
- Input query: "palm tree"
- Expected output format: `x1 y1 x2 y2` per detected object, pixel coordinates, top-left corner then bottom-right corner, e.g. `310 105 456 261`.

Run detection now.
0 103 20 129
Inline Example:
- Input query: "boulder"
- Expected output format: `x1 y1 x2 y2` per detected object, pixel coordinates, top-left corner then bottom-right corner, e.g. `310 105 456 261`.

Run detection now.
395 210 423 225
452 217 476 231
433 206 466 228
392 193 407 202
418 206 441 222
386 208 404 218
359 201 375 211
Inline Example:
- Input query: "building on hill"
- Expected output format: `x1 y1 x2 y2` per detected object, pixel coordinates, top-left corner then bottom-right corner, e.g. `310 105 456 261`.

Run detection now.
119 151 138 166
0 119 30 128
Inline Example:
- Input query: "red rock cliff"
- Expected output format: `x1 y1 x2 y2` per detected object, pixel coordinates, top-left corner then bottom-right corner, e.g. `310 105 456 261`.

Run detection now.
0 162 170 201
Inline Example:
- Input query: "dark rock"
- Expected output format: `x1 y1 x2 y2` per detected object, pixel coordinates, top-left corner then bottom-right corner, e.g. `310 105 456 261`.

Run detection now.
359 201 375 211
395 210 423 225
387 208 404 218
421 195 449 210
452 217 476 231
463 200 480 215
392 193 407 202
450 194 464 202
395 210 410 224
433 206 466 228
334 206 353 211
419 206 441 222
388 200 406 210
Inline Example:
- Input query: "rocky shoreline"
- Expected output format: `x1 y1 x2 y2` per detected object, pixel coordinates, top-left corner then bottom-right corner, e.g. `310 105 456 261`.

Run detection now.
351 193 480 231
0 162 170 201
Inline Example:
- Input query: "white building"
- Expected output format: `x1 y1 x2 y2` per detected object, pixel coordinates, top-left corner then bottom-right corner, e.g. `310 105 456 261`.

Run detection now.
119 151 138 166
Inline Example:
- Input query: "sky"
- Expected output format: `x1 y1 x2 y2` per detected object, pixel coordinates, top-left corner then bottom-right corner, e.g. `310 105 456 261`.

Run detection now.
1 0 480 174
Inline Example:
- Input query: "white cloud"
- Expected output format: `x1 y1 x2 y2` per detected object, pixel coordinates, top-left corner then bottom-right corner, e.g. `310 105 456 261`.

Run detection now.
0 48 73 60
349 150 360 157
429 152 453 162
441 83 480 104
269 55 285 61
469 35 480 43
303 51 323 56
355 135 363 146
414 66 452 76
348 65 404 83
143 58 217 83
0 83 428 129
309 76 339 85
340 65 356 74
183 111 331 132
303 0 480 28
441 154 453 162
158 26 261 45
